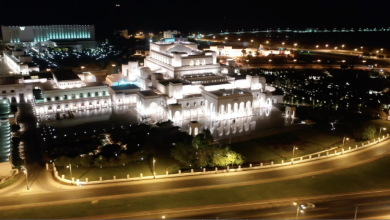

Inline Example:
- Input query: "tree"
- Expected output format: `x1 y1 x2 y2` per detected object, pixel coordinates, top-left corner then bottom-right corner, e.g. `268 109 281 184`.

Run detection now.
54 156 72 167
166 164 181 174
170 143 195 166
10 105 18 116
379 111 388 119
71 157 81 166
354 124 376 141
80 155 94 167
108 157 118 167
94 156 107 168
11 124 21 132
118 153 131 165
171 130 244 168
241 49 247 57
100 144 122 158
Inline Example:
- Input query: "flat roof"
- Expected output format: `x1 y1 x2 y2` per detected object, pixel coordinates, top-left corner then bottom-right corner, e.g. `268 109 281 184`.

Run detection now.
24 72 53 79
53 70 81 81
207 89 252 97
158 80 189 86
185 75 226 81
85 82 106 87
138 90 159 97
201 82 231 86
111 84 140 91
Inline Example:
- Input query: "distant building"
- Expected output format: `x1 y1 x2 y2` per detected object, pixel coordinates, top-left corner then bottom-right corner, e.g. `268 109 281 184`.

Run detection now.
134 32 146 39
1 25 97 51
114 29 130 38
1 25 95 43
163 30 181 39
0 99 12 177
2 50 39 75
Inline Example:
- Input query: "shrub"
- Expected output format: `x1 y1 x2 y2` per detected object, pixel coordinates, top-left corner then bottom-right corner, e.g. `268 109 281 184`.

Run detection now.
166 164 181 174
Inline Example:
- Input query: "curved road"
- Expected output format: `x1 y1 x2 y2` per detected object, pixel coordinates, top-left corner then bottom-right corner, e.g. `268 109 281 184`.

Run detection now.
2 136 390 209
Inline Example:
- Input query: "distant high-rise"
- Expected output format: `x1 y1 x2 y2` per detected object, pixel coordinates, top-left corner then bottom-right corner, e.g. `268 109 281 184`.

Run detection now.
0 99 12 177
1 25 95 43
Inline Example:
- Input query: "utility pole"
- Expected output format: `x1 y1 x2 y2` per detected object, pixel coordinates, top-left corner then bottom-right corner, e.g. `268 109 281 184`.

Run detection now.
153 158 156 179
24 160 29 190
354 206 358 219
69 163 73 186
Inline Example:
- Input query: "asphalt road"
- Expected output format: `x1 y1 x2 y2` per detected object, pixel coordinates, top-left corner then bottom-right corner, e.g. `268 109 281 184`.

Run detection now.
2 135 390 209
135 192 390 219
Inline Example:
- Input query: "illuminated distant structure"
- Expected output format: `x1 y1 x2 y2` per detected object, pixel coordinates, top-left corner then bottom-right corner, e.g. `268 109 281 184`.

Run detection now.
1 25 96 51
163 30 181 39
0 99 13 177
1 25 95 43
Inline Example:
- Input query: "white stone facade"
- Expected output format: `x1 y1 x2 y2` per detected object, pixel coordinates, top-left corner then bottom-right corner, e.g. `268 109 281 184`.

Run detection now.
121 41 285 132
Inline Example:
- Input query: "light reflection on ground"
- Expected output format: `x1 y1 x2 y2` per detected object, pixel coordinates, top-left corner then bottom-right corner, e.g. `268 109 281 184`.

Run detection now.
37 104 300 141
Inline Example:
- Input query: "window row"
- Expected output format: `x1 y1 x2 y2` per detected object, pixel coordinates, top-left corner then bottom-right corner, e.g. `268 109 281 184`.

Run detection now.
189 60 206 66
186 101 204 107
2 90 15 93
45 91 107 101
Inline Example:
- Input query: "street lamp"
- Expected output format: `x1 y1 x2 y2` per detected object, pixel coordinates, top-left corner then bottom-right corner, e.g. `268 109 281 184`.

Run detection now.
294 202 303 219
360 46 363 51
326 44 328 48
238 38 240 41
153 158 156 178
67 163 73 186
316 45 319 49
282 42 285 45
81 66 85 71
381 48 383 54
379 127 386 137
251 39 253 42
293 146 298 157
342 44 345 48
23 165 29 190
343 137 349 145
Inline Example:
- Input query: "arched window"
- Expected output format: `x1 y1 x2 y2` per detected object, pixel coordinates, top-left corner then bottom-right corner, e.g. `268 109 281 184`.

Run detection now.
190 60 194 66
194 102 197 106
202 60 206 65
200 101 204 106
187 103 190 108
196 60 200 65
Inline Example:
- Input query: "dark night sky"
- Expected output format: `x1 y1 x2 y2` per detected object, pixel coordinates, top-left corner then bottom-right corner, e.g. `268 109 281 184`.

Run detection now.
1 0 387 39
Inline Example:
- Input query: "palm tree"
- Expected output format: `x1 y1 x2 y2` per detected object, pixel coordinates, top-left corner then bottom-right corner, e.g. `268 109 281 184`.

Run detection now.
241 49 247 57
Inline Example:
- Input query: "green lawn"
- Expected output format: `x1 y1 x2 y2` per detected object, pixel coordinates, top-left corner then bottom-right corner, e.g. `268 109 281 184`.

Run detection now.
0 174 21 190
231 125 361 163
3 153 390 219
57 146 178 181
58 124 371 180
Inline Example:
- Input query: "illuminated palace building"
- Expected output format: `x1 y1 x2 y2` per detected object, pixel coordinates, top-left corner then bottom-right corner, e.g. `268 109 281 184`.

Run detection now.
1 25 95 43
1 25 96 52
118 41 285 137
